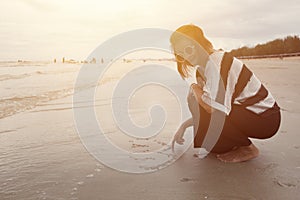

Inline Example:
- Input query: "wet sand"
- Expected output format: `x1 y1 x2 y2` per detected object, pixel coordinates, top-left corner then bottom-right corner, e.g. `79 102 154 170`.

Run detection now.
1 57 300 199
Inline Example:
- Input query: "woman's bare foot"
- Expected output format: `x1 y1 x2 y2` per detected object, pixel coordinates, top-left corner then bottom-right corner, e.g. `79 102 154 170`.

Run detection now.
216 144 259 163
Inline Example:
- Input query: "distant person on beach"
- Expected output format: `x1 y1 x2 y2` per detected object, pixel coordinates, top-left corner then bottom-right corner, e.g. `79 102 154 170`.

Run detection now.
170 24 281 162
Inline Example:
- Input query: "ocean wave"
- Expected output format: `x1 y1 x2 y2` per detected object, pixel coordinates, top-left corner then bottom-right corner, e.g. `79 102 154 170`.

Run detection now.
0 61 51 68
0 88 74 119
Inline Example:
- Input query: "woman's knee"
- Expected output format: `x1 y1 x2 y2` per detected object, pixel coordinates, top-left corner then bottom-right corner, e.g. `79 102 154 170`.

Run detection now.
260 111 281 139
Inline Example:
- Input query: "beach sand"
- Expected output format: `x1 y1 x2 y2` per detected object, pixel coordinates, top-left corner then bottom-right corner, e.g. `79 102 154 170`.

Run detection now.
0 57 300 199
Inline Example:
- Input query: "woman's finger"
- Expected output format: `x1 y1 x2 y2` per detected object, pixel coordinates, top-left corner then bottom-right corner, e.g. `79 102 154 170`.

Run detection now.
171 139 175 152
176 138 185 145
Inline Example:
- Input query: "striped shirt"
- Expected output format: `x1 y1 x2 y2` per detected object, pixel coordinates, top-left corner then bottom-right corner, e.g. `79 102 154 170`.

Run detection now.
200 51 276 115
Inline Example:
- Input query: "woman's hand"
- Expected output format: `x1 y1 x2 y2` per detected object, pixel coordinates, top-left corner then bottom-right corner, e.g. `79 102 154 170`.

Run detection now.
196 76 205 89
191 83 203 94
171 125 186 152
171 118 193 152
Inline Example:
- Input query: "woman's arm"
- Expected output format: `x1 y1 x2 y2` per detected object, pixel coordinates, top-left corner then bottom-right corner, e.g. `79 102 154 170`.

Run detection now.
181 117 193 129
191 83 215 113
171 117 193 151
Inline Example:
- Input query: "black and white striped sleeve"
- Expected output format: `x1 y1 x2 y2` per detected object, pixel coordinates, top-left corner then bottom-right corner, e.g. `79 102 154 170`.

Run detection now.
201 51 275 115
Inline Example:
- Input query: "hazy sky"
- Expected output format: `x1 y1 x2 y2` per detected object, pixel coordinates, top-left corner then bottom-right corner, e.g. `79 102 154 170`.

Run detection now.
0 0 299 60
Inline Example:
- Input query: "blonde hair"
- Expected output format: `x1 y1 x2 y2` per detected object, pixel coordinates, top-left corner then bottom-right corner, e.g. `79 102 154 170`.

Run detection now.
170 24 214 78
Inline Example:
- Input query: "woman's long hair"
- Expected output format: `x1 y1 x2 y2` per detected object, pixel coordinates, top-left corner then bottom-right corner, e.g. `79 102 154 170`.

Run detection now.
170 24 214 79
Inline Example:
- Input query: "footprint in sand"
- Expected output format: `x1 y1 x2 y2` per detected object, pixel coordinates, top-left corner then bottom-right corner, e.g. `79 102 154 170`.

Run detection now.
256 163 279 173
86 174 94 178
180 177 194 182
280 130 287 134
94 168 101 172
77 181 84 185
274 179 297 188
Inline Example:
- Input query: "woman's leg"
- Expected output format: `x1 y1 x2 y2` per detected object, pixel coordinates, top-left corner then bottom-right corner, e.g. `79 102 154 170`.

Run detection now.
188 93 280 162
216 104 281 162
210 115 252 154
188 93 253 153
228 104 281 140
187 92 212 148
210 111 259 162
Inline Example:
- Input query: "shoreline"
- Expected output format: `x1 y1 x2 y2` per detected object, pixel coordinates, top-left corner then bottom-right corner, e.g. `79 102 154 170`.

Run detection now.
238 52 300 60
0 56 299 199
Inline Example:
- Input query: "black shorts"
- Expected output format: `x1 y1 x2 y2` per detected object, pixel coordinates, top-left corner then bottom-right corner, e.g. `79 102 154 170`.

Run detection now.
188 95 281 153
